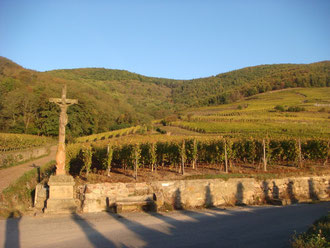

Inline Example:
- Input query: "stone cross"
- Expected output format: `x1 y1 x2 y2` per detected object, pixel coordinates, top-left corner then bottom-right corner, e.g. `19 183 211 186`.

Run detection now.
49 85 78 175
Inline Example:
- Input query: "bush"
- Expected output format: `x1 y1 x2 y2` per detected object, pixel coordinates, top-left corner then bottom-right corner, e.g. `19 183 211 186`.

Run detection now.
274 105 285 112
287 106 305 112
291 214 329 248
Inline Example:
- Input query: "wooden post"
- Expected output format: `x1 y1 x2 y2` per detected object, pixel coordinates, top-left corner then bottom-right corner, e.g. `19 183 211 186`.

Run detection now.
181 140 185 175
263 139 267 171
224 141 228 173
324 140 329 166
107 144 111 177
135 153 138 180
298 138 302 168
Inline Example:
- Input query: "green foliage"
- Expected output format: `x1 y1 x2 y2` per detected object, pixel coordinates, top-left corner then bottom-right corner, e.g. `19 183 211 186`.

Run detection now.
133 143 141 179
65 136 329 175
186 139 198 168
75 126 143 143
150 142 157 171
291 214 329 248
171 61 330 107
104 144 113 175
287 106 306 112
0 56 329 138
81 145 93 176
275 105 285 112
302 140 328 160
171 88 330 139
133 144 141 169
0 133 54 151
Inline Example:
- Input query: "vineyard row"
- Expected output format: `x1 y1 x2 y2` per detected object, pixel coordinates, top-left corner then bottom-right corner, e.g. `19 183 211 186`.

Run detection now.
66 138 329 176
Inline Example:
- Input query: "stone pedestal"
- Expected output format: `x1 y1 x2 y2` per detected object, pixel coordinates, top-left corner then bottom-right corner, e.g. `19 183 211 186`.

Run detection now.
45 175 77 214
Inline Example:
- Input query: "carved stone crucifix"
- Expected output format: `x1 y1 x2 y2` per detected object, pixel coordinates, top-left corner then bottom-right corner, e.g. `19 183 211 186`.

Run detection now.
49 85 78 175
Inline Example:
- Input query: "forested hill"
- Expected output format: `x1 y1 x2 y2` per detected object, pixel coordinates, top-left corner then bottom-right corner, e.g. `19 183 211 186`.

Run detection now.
170 61 330 106
0 56 329 138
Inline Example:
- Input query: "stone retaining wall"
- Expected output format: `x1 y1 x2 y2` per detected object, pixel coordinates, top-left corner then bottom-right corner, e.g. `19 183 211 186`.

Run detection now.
77 176 330 213
0 146 50 168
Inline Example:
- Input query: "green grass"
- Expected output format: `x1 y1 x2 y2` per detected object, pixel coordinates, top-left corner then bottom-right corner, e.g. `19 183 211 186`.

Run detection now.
185 173 280 181
291 214 330 248
174 88 330 138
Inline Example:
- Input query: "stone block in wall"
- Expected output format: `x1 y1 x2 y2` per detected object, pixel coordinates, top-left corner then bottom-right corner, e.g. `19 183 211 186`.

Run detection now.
34 183 48 210
77 176 330 213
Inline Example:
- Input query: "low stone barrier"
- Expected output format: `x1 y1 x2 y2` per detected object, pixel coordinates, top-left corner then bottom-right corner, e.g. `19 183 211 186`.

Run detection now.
76 176 330 213
0 146 50 168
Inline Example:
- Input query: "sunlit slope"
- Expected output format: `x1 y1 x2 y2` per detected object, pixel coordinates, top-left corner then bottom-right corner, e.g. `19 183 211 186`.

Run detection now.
0 56 328 138
173 88 330 138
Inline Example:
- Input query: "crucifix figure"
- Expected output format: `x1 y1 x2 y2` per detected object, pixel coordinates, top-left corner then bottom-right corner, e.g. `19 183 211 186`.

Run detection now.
49 85 78 175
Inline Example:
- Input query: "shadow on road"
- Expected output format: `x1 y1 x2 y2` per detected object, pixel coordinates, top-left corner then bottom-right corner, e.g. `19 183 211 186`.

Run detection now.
4 211 21 248
71 213 116 248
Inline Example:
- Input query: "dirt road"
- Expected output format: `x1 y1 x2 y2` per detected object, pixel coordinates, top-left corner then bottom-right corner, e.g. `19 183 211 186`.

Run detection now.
0 146 57 192
0 203 329 248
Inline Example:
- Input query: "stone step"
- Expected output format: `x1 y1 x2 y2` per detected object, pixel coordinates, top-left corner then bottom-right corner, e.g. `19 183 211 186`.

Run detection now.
116 194 155 202
115 197 156 213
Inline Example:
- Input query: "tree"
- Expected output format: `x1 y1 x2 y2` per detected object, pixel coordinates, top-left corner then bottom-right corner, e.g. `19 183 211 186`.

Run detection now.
1 88 39 133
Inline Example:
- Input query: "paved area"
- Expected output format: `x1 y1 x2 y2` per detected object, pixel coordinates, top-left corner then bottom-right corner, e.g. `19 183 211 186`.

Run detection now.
0 146 57 192
0 202 329 248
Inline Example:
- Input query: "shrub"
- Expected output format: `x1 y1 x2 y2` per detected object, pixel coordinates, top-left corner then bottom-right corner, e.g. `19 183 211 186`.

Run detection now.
274 105 285 112
287 106 306 112
291 214 329 248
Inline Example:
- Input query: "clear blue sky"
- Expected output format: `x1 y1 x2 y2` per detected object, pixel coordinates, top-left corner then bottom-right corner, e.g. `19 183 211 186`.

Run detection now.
0 0 329 79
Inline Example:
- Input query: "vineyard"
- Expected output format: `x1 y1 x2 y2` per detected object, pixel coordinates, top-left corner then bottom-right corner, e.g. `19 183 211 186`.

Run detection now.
169 88 330 138
0 133 54 152
66 135 329 180
67 88 330 182
75 125 148 143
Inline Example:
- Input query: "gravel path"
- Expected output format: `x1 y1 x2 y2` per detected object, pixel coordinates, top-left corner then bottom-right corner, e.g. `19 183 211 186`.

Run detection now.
0 146 57 192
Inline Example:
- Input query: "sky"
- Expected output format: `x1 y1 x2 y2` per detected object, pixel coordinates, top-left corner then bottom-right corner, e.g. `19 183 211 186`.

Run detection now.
0 0 329 79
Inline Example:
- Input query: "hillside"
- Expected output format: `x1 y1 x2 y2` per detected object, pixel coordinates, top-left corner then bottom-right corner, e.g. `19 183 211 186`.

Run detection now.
0 56 329 138
171 62 330 106
170 88 330 138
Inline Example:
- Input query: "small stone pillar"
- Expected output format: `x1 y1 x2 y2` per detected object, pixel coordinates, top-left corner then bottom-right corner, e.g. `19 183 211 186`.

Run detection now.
45 175 77 213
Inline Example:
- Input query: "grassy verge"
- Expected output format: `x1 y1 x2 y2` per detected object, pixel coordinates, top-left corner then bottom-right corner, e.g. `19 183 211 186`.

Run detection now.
291 214 330 248
0 160 56 218
184 173 280 181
